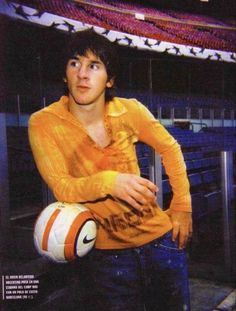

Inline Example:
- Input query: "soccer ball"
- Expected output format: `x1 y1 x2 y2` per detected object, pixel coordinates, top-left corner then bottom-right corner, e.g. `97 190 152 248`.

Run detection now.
34 202 97 263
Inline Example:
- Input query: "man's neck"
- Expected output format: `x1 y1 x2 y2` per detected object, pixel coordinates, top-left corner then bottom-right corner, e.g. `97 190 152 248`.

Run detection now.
68 97 111 148
69 100 106 127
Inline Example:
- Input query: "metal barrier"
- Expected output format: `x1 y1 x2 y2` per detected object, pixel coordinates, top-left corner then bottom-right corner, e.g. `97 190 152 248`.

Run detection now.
149 146 235 277
1 93 236 128
221 151 235 275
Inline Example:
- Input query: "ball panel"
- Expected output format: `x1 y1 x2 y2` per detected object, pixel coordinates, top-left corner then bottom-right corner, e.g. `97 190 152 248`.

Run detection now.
49 206 81 246
76 220 97 257
34 233 43 256
34 202 62 251
42 208 61 251
64 211 94 261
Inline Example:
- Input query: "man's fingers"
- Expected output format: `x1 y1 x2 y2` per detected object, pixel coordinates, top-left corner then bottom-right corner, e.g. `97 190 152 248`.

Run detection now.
113 173 158 211
140 178 158 193
171 222 180 242
172 220 192 249
134 184 157 204
189 220 193 238
129 188 148 206
123 194 147 212
178 228 189 249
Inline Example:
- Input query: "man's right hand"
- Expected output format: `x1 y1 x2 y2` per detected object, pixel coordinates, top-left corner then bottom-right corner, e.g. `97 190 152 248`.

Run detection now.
112 173 158 211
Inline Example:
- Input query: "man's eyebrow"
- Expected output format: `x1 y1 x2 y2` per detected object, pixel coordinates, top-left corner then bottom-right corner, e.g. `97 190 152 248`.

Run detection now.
70 56 79 60
90 59 103 64
69 57 102 65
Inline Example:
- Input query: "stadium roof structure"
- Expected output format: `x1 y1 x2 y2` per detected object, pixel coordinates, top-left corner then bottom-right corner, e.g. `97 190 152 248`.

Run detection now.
0 0 236 63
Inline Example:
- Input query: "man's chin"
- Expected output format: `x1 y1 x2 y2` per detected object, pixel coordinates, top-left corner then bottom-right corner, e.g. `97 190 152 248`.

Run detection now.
74 100 94 106
70 95 93 106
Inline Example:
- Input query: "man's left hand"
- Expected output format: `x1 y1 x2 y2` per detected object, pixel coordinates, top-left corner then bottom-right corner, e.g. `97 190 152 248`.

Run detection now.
165 209 193 249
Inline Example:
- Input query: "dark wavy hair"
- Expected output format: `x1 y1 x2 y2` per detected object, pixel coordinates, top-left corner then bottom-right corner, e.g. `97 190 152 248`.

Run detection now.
63 29 119 101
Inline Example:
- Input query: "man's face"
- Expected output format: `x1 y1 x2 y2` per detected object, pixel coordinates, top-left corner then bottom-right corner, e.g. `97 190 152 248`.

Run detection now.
65 50 113 106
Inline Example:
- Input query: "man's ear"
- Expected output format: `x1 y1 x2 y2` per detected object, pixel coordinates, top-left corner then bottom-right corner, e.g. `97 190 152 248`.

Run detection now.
106 77 115 88
63 77 67 83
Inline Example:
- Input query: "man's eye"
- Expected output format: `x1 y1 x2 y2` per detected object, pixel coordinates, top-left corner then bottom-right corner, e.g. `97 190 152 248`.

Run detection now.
70 60 80 68
90 63 99 70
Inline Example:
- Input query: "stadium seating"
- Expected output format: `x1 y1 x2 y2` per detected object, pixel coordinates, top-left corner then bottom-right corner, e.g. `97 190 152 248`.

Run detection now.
3 105 235 310
137 124 235 223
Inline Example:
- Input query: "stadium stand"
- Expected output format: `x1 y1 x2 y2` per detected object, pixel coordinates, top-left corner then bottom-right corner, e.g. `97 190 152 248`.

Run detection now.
136 124 235 221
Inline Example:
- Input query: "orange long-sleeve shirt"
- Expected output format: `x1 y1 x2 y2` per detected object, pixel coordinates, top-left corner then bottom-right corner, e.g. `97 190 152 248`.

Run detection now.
28 96 191 249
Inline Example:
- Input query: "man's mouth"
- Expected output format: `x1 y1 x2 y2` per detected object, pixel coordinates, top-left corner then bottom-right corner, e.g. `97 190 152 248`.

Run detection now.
77 85 90 90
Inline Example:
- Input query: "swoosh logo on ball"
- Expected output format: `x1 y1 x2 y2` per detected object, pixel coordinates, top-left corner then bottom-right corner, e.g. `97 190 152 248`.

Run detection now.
83 235 96 244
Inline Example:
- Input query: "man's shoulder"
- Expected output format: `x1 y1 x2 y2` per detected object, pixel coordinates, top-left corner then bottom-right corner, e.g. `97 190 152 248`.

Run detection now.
114 96 140 106
110 96 142 113
29 96 67 122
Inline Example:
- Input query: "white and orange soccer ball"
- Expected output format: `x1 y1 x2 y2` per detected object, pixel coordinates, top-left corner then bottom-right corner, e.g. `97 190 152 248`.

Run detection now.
34 202 97 263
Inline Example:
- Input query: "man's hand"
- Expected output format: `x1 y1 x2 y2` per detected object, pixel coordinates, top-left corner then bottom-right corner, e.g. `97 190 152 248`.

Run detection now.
113 173 158 211
165 209 193 249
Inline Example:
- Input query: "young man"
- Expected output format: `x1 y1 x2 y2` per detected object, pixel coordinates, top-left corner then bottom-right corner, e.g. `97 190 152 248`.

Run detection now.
29 29 192 311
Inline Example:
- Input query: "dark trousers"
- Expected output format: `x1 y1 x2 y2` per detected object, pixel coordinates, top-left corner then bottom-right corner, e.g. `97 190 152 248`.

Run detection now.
83 231 190 311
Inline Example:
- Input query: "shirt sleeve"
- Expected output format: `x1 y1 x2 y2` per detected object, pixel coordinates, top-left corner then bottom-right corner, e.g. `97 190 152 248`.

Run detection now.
28 114 119 204
133 101 192 213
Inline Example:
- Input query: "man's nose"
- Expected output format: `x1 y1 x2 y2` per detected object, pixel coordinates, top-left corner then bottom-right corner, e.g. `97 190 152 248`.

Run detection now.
77 65 89 79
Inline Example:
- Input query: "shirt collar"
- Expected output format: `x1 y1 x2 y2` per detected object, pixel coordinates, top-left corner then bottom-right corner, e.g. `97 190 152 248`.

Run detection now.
106 97 127 117
44 96 127 118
